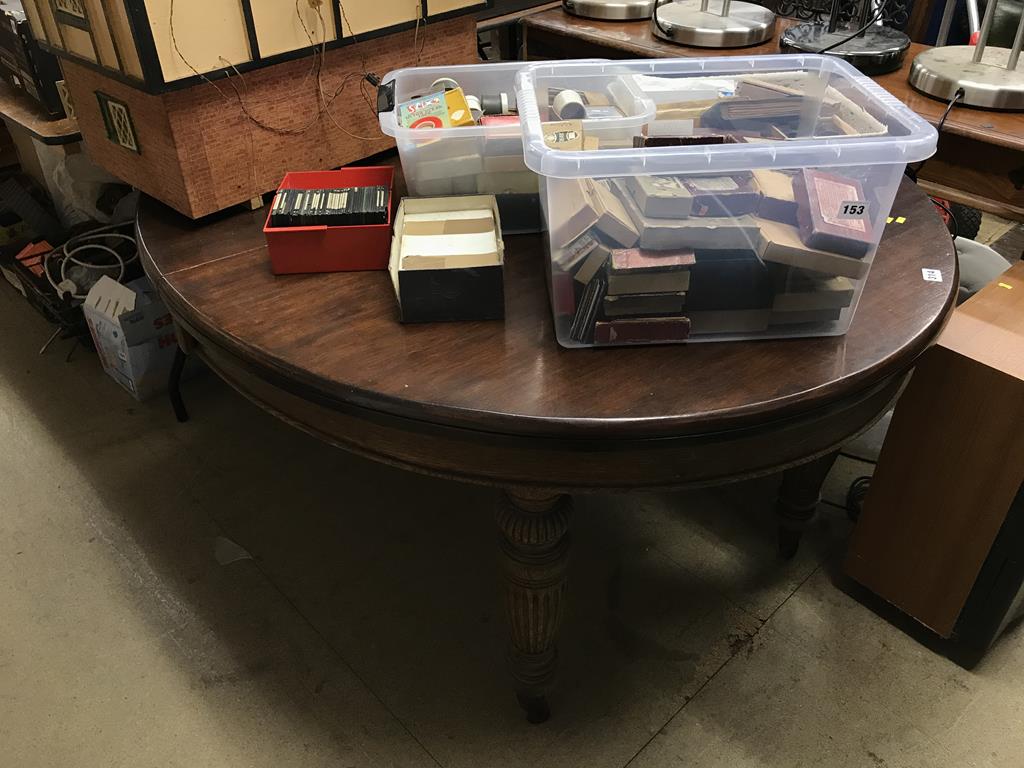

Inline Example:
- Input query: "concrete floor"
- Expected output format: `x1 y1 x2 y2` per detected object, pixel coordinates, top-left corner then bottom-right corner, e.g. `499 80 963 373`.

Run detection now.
2 287 1023 768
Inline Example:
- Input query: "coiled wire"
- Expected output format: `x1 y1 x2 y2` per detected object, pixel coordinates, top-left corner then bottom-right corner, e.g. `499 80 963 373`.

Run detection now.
43 224 138 301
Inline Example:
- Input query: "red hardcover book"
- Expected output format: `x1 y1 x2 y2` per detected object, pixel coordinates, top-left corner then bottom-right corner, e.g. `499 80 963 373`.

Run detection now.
793 169 874 258
610 247 696 273
594 317 691 344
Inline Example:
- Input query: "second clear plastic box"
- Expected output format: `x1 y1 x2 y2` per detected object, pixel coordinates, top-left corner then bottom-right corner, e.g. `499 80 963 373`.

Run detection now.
378 61 653 233
514 56 938 347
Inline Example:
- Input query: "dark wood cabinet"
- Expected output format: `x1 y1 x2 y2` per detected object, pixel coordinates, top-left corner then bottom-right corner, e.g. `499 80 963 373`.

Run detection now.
846 263 1024 656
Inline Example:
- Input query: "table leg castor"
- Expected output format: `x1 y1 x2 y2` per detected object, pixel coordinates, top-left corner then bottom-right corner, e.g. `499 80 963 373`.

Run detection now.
517 692 552 724
169 345 189 423
778 527 803 560
497 489 571 724
775 451 839 559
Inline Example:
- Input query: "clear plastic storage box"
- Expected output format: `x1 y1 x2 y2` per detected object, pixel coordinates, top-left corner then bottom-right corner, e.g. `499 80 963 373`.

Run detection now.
378 61 654 234
514 56 938 347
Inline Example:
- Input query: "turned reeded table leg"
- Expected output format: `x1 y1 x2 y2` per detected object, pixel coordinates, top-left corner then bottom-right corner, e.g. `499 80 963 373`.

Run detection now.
776 451 839 559
496 489 572 724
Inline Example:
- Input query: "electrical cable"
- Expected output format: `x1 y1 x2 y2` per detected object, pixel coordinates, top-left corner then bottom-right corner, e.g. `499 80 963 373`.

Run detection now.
905 88 963 183
816 0 889 54
169 0 385 195
936 87 964 132
61 244 125 285
171 0 382 149
412 2 430 66
298 0 384 128
928 195 959 269
929 196 959 241
43 224 138 301
63 232 139 269
651 0 673 37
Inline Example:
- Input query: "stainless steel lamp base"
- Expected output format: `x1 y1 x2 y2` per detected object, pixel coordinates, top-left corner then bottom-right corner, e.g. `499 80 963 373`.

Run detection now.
780 23 910 75
651 0 776 48
908 46 1024 110
563 0 654 20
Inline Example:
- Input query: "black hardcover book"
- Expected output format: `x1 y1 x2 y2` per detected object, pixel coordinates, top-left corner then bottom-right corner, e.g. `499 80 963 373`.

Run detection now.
270 190 288 227
346 187 357 224
344 187 357 226
688 249 773 311
315 190 325 225
282 189 299 227
308 190 320 226
330 188 343 226
371 186 390 224
305 190 317 226
570 274 606 344
700 96 804 132
359 187 371 226
271 185 391 228
320 190 331 225
632 135 735 147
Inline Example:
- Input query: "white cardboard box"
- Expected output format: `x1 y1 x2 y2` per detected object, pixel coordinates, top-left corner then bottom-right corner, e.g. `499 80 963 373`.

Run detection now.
83 276 177 400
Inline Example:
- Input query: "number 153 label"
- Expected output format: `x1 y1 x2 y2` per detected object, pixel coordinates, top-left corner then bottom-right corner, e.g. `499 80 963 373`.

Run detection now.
838 201 870 219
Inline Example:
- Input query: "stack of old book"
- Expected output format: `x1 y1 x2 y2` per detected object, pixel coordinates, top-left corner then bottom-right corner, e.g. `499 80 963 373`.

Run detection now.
615 169 773 337
752 167 868 328
628 72 889 143
597 246 694 344
548 161 871 344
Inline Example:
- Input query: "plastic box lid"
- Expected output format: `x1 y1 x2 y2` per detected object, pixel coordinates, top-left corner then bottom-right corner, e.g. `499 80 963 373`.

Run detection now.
514 55 938 179
378 60 653 142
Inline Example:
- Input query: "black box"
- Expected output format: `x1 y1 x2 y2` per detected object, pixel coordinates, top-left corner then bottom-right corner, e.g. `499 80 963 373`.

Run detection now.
495 193 541 235
389 195 505 323
688 249 773 311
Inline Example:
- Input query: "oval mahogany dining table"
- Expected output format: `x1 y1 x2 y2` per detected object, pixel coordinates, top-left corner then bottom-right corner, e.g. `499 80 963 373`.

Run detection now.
138 169 956 723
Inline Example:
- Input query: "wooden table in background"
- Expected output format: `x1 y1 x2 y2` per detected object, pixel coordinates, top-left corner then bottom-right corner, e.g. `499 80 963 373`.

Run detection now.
522 8 1024 220
0 81 82 206
478 0 561 59
138 158 956 723
0 81 78 147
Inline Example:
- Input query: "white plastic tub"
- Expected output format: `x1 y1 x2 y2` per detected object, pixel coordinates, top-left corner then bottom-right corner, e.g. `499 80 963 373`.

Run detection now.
378 60 653 233
515 55 938 347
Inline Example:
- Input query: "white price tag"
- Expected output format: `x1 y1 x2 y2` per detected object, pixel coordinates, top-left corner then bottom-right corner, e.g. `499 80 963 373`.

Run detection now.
922 268 943 283
837 201 870 219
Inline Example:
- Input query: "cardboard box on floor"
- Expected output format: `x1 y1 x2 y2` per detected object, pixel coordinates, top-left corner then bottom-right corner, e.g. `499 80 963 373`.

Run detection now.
83 276 177 400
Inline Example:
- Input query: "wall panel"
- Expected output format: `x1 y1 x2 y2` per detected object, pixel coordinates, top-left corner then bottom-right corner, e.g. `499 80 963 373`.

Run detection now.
426 0 485 15
104 0 143 79
61 25 98 61
147 0 252 82
21 0 49 43
340 0 420 37
82 0 120 69
250 0 338 58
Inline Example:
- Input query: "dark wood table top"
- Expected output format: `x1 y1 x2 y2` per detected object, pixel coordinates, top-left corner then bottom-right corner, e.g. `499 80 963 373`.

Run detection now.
0 81 80 145
524 8 798 58
522 9 1024 152
873 45 1023 152
478 0 560 29
139 169 956 444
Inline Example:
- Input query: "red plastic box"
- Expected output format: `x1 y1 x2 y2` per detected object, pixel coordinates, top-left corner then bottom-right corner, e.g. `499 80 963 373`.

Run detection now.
264 167 394 274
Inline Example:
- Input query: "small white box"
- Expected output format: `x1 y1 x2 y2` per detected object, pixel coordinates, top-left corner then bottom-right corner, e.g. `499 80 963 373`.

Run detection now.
83 276 178 400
